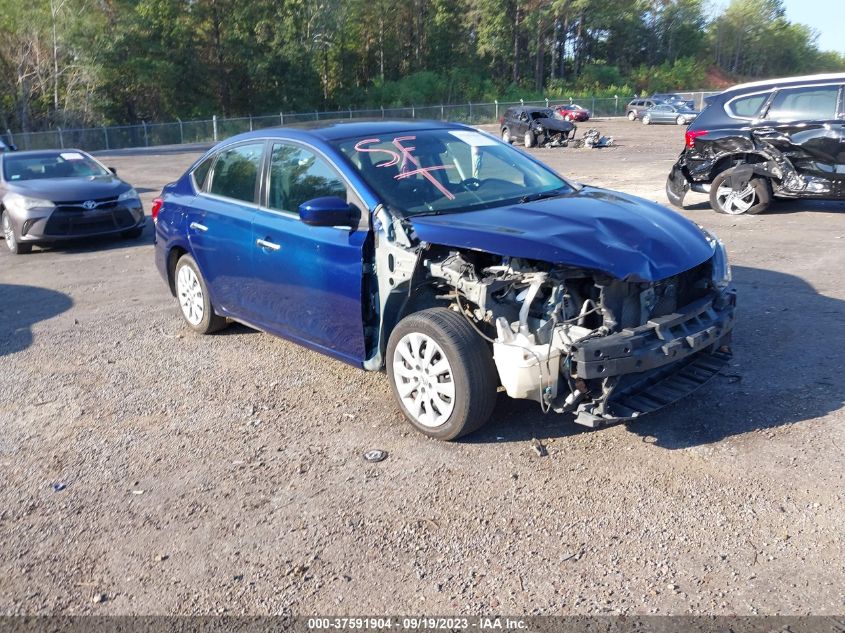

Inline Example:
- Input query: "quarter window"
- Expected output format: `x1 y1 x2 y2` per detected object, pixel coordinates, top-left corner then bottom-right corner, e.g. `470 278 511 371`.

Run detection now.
268 143 347 213
208 143 263 203
192 154 214 191
727 93 769 119
764 86 839 121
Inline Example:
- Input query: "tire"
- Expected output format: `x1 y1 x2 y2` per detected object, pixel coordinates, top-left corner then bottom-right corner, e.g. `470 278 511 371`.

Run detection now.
1 210 32 255
642 114 651 125
524 131 535 148
709 170 771 215
173 253 228 334
386 307 498 441
121 226 143 239
627 111 636 121
501 127 512 144
676 115 686 126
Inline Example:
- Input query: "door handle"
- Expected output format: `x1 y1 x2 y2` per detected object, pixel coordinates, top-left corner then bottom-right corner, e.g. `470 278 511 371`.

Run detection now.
256 238 281 251
189 222 208 232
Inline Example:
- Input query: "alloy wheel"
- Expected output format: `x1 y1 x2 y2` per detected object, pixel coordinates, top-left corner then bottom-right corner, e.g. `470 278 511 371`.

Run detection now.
176 264 205 325
715 183 758 215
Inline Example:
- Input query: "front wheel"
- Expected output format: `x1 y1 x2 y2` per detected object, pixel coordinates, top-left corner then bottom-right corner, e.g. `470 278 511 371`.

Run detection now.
174 253 228 334
524 131 535 147
710 170 771 215
1 211 32 255
642 115 651 125
387 308 498 440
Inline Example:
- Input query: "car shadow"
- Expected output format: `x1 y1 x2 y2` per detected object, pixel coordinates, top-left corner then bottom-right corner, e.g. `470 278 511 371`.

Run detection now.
468 265 845 449
683 198 845 215
0 284 74 357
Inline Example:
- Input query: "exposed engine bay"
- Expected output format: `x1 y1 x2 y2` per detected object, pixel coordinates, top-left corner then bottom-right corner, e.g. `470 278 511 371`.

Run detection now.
422 249 734 425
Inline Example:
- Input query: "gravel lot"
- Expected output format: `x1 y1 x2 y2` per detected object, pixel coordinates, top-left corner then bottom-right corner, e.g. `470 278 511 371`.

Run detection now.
1 118 843 616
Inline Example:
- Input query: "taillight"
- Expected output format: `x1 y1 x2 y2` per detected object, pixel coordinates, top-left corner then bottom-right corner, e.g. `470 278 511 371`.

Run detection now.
151 197 163 223
685 129 708 149
499 116 504 125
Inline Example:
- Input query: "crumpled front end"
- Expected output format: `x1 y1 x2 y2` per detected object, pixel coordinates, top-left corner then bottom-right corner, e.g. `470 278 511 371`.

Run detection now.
424 237 735 427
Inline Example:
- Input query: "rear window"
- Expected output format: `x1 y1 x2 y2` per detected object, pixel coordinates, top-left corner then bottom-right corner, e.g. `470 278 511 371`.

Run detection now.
727 93 770 119
764 85 840 121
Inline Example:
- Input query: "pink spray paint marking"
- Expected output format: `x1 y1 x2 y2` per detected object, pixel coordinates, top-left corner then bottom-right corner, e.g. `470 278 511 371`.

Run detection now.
354 136 456 201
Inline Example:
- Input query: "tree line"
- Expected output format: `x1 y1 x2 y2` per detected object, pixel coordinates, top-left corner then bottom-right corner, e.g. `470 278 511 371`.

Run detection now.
2 0 843 132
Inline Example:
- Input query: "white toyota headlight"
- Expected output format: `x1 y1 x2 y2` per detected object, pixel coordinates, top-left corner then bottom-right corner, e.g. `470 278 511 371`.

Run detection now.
3 192 55 213
117 188 139 203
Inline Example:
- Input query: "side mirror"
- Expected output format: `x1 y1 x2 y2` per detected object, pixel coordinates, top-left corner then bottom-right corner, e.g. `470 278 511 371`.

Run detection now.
298 196 354 228
108 167 118 175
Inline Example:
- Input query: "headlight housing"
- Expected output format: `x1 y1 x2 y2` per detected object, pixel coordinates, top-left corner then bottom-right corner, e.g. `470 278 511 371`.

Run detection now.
697 224 732 291
117 188 139 203
3 192 55 213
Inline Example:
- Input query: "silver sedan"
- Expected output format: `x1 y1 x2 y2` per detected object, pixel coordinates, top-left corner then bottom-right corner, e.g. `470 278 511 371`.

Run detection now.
641 104 699 126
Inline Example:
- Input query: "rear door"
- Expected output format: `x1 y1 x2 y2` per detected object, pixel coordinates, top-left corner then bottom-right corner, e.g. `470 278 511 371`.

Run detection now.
247 140 368 363
756 84 843 185
184 141 264 316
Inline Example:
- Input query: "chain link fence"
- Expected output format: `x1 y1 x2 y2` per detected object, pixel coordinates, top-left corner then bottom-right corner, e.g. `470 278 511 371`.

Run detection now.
4 91 720 153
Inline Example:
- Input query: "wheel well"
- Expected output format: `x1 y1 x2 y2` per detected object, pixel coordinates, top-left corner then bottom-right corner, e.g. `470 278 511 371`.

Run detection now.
166 246 187 296
710 153 770 181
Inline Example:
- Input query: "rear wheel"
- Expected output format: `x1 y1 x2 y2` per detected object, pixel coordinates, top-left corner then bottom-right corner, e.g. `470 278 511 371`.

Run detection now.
501 127 512 144
710 170 771 215
387 308 498 441
627 111 636 121
524 131 535 147
1 210 32 255
676 115 686 125
174 253 228 334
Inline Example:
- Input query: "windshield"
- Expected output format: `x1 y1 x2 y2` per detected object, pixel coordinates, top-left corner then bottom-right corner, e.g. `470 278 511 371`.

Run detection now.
2 151 109 182
332 129 572 216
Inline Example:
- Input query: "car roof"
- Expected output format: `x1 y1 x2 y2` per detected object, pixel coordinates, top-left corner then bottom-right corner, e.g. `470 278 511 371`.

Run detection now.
2 148 90 158
222 119 471 144
724 72 845 95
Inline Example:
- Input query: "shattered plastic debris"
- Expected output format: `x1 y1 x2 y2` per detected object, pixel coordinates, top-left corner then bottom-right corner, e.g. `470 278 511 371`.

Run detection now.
51 482 67 492
531 438 548 457
363 449 388 463
583 128 614 148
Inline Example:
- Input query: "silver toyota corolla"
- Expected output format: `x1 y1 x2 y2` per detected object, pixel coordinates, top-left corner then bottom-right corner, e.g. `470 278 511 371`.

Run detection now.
0 149 145 254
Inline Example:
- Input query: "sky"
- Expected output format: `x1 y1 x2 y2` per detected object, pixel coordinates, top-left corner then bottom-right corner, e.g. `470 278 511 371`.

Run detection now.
780 0 845 54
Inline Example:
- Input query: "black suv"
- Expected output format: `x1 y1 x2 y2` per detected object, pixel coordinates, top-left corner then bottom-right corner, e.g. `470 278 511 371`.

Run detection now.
666 73 845 215
499 106 576 147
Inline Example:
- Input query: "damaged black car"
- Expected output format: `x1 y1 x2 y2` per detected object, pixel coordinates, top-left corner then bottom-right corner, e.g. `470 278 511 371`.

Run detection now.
500 106 577 148
666 73 845 215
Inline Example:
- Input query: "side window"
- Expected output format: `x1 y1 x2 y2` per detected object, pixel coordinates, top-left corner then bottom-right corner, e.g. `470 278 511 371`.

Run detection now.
728 93 769 119
764 86 839 121
268 143 347 213
208 143 263 203
192 154 214 191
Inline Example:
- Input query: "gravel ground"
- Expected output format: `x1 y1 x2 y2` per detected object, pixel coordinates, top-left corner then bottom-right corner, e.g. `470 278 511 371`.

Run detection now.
1 118 843 616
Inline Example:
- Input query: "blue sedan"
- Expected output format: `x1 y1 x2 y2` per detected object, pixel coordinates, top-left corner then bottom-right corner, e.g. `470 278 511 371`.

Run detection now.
154 121 735 440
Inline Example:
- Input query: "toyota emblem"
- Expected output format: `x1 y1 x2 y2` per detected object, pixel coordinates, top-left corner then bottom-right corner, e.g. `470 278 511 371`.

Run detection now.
82 200 97 210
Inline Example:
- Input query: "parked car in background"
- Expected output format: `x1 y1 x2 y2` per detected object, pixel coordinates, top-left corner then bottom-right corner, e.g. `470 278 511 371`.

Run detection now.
500 106 577 147
641 103 699 126
0 139 16 152
553 104 591 122
625 98 666 120
155 121 735 440
666 72 845 215
0 149 144 254
651 93 695 109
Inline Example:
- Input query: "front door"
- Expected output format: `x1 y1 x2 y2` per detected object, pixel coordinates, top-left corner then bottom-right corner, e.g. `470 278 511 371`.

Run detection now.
248 140 368 363
185 141 264 316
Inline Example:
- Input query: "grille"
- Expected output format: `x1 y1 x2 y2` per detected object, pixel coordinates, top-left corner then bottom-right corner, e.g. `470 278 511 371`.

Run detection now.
45 199 135 237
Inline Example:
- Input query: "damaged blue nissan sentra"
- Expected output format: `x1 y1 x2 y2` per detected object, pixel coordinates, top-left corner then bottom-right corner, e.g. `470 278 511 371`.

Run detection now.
153 121 735 440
